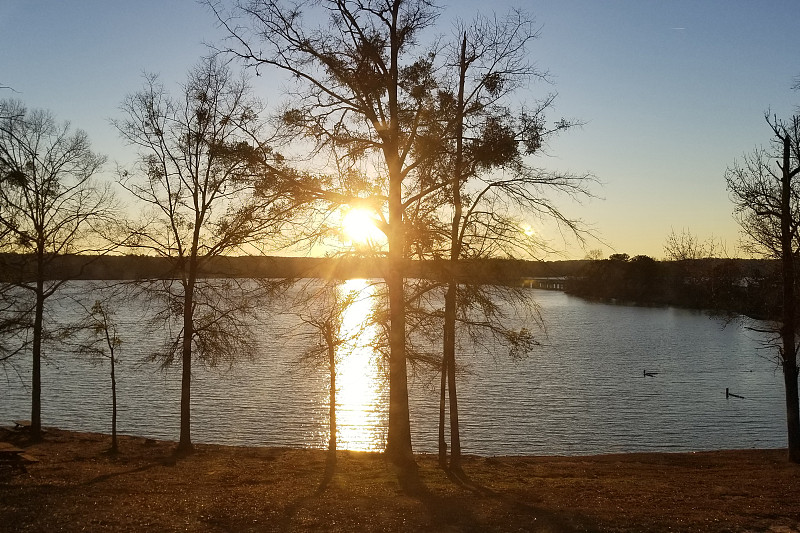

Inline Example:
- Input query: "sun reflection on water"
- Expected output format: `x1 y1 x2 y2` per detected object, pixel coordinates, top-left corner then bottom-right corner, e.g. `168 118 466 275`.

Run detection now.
330 278 387 451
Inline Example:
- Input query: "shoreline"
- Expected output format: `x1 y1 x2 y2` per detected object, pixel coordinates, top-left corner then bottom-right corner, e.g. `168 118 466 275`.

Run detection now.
2 427 799 532
4 424 790 459
4 422 786 459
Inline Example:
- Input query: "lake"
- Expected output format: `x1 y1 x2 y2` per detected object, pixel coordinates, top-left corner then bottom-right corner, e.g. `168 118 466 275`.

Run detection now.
0 280 788 456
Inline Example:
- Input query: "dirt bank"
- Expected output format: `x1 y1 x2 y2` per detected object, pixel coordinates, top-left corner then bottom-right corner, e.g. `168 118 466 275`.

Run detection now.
1 427 798 532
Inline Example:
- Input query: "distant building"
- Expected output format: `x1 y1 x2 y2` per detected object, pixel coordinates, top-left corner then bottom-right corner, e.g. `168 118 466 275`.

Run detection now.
521 277 567 290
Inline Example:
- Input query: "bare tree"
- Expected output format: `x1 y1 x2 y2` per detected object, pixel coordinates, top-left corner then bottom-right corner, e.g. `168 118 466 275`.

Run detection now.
61 296 124 454
663 228 728 261
663 228 708 261
0 86 20 119
404 13 590 471
584 249 604 260
725 113 800 463
114 57 299 454
290 281 367 485
0 99 113 440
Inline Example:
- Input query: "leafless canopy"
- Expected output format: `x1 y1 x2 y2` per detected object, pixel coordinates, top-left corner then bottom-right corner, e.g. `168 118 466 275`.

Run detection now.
0 100 112 260
0 98 114 438
725 114 800 258
0 98 114 344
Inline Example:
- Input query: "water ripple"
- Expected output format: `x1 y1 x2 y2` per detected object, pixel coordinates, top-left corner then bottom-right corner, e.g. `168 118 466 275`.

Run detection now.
0 283 787 456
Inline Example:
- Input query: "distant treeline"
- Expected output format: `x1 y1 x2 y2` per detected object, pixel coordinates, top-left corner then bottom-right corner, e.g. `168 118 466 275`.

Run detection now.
0 253 587 285
565 255 779 320
2 253 782 319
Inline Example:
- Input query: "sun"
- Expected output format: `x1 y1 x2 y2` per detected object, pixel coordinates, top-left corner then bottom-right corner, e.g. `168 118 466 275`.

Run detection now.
521 223 536 237
341 207 384 245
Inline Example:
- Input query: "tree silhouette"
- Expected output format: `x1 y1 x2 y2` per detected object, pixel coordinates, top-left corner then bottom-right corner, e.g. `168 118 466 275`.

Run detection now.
725 113 800 463
663 228 727 261
114 57 299 454
292 281 367 482
61 296 124 454
0 99 113 440
415 13 590 471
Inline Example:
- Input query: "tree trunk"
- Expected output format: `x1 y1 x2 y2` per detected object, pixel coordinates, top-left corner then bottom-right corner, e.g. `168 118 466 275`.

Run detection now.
385 267 414 468
328 335 337 462
382 2 414 472
384 158 414 466
442 32 468 471
780 134 800 462
443 282 462 470
176 273 196 455
110 349 118 454
783 358 800 462
438 350 448 468
30 276 45 441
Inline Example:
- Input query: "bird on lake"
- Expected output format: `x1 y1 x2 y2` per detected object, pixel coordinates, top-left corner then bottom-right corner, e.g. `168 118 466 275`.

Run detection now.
726 388 744 399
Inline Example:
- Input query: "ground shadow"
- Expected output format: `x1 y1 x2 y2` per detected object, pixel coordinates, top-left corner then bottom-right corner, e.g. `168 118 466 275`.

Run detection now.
425 463 600 532
300 454 599 532
314 450 337 494
82 462 161 486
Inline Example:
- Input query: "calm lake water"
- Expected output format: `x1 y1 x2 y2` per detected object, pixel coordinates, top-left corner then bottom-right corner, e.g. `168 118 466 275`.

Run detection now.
0 280 788 456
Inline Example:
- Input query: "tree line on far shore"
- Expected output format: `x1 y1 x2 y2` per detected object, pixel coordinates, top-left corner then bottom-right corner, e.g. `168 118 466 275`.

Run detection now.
566 255 777 320
0 253 583 284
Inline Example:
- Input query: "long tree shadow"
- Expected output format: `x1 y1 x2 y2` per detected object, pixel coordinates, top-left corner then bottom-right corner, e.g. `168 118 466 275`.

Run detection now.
314 450 337 494
396 458 427 496
274 450 342 530
446 463 492 493
401 473 486 531
424 464 600 532
281 455 600 532
367 459 594 531
81 442 181 486
82 462 161 486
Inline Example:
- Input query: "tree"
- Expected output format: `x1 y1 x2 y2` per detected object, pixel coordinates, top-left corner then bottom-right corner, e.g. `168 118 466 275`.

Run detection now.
209 0 444 470
114 57 298 454
0 99 112 440
663 228 727 261
663 228 708 261
584 249 604 261
293 281 364 481
425 13 589 471
725 113 800 463
62 297 123 454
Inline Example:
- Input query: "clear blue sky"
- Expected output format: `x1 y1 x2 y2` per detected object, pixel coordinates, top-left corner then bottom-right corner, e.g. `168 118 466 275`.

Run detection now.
1 1 798 258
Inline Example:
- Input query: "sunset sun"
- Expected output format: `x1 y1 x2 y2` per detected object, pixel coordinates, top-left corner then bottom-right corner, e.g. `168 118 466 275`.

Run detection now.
341 207 384 246
521 223 536 237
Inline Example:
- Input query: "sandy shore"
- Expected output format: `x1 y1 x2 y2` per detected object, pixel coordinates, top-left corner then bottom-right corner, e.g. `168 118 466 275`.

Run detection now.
1 427 799 532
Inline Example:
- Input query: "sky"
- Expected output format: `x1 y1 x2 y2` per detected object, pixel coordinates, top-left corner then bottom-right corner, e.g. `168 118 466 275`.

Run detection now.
1 0 798 259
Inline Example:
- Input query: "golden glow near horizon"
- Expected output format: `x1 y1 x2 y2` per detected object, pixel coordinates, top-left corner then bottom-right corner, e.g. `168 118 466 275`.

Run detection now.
331 278 386 451
341 207 386 247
